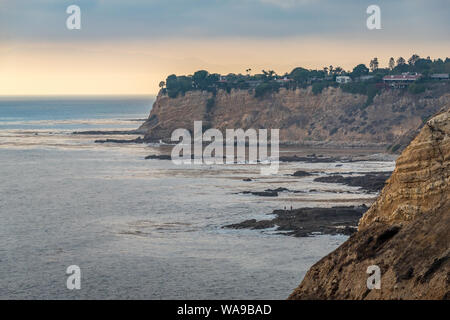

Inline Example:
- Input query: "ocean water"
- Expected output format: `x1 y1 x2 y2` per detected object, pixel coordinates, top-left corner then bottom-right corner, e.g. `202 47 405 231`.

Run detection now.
0 96 395 299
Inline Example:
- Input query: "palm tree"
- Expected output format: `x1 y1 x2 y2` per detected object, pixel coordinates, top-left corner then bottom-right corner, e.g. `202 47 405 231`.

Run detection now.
334 67 343 75
369 58 379 72
389 57 395 70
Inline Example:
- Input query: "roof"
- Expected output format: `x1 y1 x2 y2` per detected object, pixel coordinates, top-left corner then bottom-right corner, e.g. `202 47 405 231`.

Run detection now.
383 74 421 81
431 73 449 78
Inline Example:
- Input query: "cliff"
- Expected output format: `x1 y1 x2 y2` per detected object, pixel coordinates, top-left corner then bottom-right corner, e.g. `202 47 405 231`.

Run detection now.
139 85 450 148
288 109 449 300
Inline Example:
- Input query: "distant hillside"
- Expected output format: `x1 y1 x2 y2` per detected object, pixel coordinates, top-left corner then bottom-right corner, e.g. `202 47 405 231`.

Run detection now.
138 83 450 150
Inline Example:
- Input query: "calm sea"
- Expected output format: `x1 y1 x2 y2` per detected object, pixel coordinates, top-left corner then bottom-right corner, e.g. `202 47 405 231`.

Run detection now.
0 96 395 299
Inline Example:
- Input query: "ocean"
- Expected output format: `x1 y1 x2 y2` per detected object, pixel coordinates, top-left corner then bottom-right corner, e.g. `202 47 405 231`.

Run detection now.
0 96 395 299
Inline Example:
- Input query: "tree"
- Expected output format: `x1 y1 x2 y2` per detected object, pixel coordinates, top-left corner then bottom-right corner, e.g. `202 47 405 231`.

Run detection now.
389 57 395 70
193 70 209 89
369 57 379 72
290 67 310 83
408 54 420 66
334 66 344 75
396 57 406 66
351 64 369 78
261 70 276 80
165 74 179 98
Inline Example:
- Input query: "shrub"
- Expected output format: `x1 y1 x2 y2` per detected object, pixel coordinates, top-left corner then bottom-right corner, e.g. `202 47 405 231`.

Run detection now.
408 83 426 94
312 82 325 95
254 82 279 97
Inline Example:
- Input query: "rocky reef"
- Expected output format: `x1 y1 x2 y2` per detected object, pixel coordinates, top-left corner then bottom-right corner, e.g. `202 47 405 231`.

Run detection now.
224 205 368 237
288 109 449 300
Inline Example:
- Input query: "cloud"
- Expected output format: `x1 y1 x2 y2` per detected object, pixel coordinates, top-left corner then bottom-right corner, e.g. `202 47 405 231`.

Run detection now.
0 0 448 43
258 0 318 8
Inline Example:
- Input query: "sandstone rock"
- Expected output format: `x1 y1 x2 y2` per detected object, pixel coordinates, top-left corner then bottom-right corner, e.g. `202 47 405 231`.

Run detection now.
288 110 450 300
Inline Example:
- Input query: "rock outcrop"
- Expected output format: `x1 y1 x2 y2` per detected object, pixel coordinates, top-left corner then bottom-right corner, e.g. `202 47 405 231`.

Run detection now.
288 110 450 300
139 85 450 148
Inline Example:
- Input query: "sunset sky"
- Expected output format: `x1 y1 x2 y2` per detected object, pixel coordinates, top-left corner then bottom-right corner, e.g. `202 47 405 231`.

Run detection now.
1 0 449 95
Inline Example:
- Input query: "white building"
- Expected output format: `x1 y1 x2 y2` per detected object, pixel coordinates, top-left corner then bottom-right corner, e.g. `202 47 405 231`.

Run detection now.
336 76 352 84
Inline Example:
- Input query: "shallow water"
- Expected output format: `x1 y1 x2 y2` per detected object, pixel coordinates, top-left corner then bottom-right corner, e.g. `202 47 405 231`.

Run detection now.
0 97 395 299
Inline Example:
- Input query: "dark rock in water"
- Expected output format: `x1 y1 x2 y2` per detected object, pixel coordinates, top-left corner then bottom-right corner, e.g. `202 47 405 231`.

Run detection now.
265 187 289 192
73 130 140 135
243 178 252 181
242 190 278 197
239 187 305 197
145 154 199 160
145 154 172 160
95 137 144 144
224 205 367 237
314 172 391 193
227 219 275 230
279 155 339 163
292 170 313 177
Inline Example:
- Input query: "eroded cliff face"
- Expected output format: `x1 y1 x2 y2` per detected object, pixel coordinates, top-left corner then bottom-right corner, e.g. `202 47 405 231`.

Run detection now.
139 86 450 148
288 110 450 300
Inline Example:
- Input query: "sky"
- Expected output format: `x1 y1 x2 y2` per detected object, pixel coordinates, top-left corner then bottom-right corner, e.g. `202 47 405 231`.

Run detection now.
0 0 449 95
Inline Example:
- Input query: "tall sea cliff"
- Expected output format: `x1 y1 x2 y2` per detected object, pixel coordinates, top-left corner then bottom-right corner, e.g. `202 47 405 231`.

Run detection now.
139 85 450 151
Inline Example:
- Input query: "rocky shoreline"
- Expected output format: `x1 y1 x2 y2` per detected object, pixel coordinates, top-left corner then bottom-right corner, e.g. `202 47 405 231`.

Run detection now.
224 205 368 237
313 172 392 193
73 130 141 135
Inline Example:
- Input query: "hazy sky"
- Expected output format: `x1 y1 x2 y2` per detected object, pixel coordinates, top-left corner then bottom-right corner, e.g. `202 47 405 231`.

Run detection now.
0 0 449 95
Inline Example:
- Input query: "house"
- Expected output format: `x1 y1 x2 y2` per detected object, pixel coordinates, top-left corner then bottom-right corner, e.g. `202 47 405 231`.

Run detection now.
358 75 375 82
275 76 293 83
430 73 449 80
336 76 352 84
382 73 422 88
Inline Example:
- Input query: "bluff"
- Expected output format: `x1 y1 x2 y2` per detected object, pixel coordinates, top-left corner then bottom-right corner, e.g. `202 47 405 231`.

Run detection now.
288 109 449 300
139 85 450 149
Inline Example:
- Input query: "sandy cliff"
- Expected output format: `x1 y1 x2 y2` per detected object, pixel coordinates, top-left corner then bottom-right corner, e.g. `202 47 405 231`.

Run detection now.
288 109 449 300
139 86 450 148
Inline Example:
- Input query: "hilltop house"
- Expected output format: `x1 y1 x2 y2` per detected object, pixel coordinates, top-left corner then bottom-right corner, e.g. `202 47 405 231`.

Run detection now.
218 75 228 83
275 76 293 83
383 72 422 88
336 76 352 84
430 73 449 81
357 75 375 82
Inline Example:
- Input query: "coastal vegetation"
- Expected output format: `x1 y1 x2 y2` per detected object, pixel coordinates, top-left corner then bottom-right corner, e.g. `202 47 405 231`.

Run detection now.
160 55 450 99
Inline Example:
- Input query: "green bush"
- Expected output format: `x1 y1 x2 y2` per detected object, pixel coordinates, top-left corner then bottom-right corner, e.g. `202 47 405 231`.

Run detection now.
408 83 426 94
341 82 380 107
312 82 326 95
254 82 280 97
